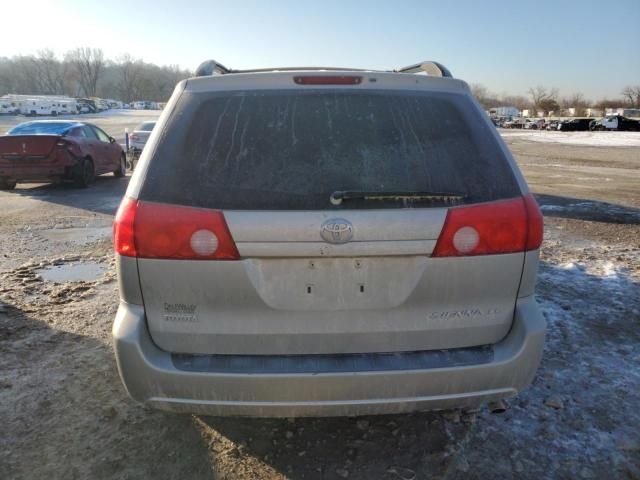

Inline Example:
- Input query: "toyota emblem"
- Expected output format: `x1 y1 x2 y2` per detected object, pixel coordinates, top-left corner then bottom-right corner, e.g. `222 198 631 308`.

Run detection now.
320 218 354 244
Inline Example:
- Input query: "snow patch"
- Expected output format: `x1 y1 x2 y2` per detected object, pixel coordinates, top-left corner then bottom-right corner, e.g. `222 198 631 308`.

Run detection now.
500 130 640 147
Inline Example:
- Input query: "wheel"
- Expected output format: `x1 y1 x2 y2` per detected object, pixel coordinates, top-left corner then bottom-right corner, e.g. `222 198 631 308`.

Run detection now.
0 179 17 190
114 154 126 177
73 158 95 188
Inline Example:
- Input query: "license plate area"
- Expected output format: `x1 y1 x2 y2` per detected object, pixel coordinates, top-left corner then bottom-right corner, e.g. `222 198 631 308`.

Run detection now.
243 257 428 311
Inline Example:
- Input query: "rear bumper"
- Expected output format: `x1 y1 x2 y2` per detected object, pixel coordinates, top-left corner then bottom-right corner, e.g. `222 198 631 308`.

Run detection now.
112 296 545 417
0 154 79 182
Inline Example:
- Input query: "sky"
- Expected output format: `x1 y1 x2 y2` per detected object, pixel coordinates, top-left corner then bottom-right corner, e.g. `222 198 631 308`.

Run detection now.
1 0 638 100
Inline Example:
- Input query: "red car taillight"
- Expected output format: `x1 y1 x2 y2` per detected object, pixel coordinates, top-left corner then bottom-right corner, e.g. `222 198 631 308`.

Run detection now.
432 194 543 257
113 198 240 260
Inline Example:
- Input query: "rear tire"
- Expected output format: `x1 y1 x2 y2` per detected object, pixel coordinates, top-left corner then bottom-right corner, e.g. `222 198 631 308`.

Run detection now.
0 179 17 190
73 159 95 188
114 154 126 177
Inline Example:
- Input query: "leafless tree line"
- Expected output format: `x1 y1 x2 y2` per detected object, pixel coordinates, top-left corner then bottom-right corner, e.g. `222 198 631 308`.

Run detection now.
470 83 640 115
0 48 192 102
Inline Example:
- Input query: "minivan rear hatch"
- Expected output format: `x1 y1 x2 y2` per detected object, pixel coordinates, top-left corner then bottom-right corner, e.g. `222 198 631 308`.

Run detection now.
131 77 528 355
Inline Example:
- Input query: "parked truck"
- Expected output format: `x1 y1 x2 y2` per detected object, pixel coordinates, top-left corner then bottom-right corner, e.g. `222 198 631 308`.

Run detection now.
591 115 640 131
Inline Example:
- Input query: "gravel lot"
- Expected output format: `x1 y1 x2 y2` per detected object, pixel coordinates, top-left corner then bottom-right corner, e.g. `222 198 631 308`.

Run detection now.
1 116 639 479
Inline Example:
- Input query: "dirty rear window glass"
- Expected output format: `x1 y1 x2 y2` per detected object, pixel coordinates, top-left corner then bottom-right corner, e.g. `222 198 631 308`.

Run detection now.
8 122 75 136
141 90 520 209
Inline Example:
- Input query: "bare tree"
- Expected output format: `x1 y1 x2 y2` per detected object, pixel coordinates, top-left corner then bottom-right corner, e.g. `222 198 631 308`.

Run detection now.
470 83 488 102
596 98 623 111
469 83 500 109
528 86 559 114
12 56 42 94
116 54 144 103
560 93 589 116
33 49 69 95
0 59 19 95
621 86 640 108
0 51 191 101
500 94 530 111
66 48 105 97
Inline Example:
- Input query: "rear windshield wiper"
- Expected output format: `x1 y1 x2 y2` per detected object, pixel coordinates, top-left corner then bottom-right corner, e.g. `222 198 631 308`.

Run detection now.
329 190 467 206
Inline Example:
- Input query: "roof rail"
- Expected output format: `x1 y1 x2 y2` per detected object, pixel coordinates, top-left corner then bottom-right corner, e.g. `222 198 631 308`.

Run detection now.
395 61 453 78
194 59 453 78
195 60 231 76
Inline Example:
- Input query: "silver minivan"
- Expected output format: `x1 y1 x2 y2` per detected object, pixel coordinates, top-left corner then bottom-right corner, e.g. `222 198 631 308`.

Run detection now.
113 60 545 417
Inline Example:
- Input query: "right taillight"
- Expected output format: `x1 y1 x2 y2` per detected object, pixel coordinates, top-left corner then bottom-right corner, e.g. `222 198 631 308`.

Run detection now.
523 194 543 250
113 197 240 260
432 194 543 257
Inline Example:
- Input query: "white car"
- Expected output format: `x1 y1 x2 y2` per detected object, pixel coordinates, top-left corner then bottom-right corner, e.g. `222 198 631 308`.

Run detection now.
524 119 542 130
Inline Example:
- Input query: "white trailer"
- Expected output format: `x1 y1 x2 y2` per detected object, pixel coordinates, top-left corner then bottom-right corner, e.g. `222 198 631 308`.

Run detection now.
18 98 54 116
0 102 19 114
1 94 79 116
58 99 78 114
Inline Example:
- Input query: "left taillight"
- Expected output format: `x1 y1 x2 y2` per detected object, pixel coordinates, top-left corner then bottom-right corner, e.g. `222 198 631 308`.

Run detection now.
113 198 240 260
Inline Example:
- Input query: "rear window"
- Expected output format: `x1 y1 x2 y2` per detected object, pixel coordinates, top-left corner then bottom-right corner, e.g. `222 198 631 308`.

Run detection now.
8 122 75 136
141 90 521 210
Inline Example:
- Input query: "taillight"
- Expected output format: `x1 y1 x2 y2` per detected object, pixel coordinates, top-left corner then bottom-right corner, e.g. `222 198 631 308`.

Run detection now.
113 198 240 260
113 197 137 256
294 76 362 85
130 134 139 141
523 194 543 250
432 194 543 257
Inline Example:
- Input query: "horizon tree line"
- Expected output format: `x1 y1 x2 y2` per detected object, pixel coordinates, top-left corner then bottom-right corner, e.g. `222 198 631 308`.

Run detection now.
470 83 640 116
1 49 638 112
0 48 192 103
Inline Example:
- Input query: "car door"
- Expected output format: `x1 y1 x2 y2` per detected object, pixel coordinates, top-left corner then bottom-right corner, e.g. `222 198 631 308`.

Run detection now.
90 125 116 173
66 127 90 156
80 125 103 170
603 116 618 130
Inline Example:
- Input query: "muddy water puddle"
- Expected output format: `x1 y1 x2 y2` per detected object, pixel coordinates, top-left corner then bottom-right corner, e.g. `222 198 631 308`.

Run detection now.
37 261 106 283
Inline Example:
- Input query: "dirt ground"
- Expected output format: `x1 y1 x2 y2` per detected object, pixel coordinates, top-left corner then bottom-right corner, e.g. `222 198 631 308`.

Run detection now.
1 118 639 479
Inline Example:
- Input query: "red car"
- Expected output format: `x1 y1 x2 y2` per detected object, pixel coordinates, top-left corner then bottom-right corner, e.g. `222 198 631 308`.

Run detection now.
0 120 127 190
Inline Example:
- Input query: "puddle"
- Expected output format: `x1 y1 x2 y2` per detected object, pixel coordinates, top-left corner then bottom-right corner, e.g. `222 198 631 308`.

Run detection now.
39 227 112 245
38 262 106 283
